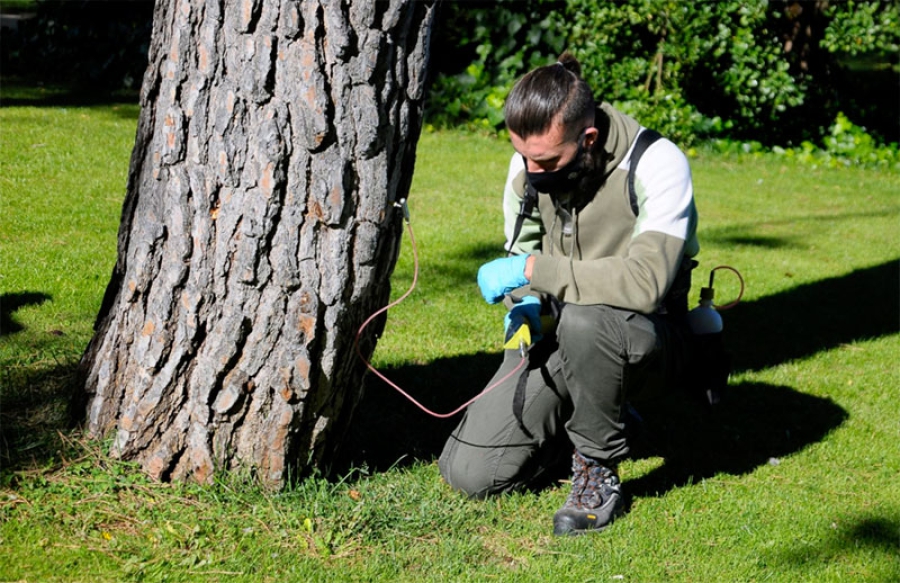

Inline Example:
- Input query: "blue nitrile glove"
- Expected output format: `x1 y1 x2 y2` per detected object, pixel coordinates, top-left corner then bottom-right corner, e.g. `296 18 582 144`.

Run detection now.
477 254 530 304
504 295 543 343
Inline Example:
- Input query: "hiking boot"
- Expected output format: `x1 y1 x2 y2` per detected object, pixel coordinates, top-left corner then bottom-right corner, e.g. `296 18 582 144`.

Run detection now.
552 450 624 536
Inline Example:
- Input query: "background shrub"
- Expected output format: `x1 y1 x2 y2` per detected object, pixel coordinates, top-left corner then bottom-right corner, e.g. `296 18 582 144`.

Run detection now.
1 0 154 91
426 0 566 131
2 0 896 156
428 0 898 153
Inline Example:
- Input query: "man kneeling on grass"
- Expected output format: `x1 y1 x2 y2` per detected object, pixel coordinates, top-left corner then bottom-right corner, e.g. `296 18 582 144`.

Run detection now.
439 52 701 536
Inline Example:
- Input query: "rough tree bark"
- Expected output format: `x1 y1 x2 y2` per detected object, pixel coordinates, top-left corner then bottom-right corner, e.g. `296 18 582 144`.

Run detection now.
75 0 437 488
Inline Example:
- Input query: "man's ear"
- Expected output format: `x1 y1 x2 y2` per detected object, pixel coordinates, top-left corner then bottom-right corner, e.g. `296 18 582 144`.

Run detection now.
583 126 600 150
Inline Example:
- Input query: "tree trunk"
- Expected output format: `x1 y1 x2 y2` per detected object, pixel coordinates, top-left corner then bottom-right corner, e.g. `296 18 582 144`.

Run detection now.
76 0 437 488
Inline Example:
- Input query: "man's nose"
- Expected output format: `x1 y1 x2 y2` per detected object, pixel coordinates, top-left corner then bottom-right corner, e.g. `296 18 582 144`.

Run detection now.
526 159 553 173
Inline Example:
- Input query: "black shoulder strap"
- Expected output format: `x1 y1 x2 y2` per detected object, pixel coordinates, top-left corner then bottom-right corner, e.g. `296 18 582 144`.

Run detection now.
507 181 539 256
627 129 662 217
509 181 538 435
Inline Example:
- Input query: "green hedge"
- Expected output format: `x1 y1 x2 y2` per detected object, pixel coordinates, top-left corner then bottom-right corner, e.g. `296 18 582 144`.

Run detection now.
427 0 899 154
3 0 896 159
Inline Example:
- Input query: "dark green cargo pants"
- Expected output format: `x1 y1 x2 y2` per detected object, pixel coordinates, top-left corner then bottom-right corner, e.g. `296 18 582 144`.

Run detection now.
439 303 691 498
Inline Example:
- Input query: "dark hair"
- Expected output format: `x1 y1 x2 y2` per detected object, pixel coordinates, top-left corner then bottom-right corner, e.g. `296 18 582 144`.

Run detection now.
504 52 596 141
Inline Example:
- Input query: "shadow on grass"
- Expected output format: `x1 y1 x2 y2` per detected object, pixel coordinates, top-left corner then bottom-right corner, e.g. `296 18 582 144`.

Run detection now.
336 351 500 476
1 291 51 336
701 209 900 247
623 381 847 498
5 262 894 492
338 260 900 491
0 361 77 472
336 369 847 499
764 514 900 579
0 91 140 112
459 242 503 264
0 78 141 119
402 242 499 295
727 259 899 373
707 234 802 249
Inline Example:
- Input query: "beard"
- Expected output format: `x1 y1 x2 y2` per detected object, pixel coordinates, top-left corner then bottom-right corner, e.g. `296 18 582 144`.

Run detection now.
561 109 611 209
574 146 608 198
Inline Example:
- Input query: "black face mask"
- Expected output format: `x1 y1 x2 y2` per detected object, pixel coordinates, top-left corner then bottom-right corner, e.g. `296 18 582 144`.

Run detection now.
524 133 587 196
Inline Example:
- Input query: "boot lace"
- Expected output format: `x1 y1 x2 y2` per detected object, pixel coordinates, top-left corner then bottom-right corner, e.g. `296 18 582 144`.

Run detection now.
565 451 621 510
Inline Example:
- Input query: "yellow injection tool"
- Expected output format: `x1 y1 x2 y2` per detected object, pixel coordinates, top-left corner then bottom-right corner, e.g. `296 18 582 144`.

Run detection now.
503 313 532 356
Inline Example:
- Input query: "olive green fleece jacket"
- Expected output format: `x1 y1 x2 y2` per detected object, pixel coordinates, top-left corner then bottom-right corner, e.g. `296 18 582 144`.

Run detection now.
502 103 700 315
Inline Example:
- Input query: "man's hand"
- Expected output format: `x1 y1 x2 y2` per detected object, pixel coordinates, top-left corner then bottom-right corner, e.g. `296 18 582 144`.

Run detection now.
504 295 543 343
477 254 530 304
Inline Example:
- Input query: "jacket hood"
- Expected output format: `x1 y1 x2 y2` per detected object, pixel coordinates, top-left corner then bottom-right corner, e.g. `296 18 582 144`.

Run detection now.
596 102 643 177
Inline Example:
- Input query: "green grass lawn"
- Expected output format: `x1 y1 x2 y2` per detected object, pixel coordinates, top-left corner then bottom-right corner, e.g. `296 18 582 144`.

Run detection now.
1 90 898 582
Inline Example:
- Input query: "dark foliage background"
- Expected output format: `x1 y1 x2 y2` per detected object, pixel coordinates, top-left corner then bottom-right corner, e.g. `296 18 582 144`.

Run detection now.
2 0 897 149
1 1 154 92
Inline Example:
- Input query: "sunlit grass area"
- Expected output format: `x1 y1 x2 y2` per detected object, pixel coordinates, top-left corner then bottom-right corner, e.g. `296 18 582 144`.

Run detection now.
1 86 898 581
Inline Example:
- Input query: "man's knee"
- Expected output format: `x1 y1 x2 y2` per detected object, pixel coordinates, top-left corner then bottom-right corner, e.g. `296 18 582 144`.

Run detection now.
557 304 623 360
439 430 542 498
558 304 659 364
439 438 506 498
439 449 488 498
